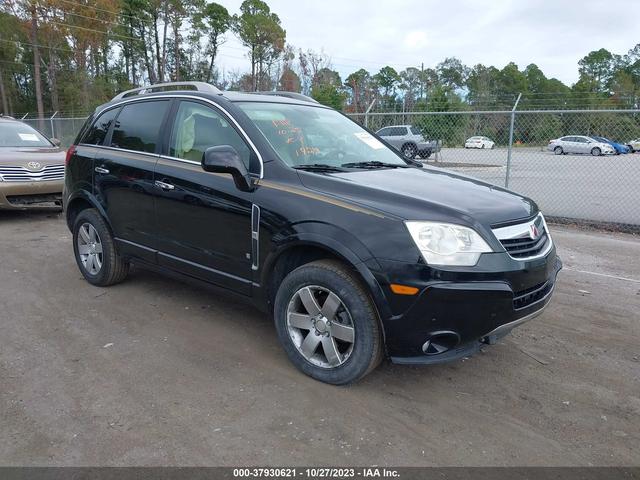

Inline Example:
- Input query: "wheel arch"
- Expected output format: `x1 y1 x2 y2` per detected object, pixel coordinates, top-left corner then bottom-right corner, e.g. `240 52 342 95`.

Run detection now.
259 234 392 340
65 190 110 232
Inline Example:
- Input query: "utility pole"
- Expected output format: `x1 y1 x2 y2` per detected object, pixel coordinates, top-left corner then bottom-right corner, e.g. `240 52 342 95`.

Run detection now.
505 93 522 189
420 62 424 103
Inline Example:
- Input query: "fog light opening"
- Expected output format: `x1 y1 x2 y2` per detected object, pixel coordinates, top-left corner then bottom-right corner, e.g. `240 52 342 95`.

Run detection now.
422 331 460 355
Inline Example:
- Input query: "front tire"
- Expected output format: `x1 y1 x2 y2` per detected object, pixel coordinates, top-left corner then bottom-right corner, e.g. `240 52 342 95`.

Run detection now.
554 146 563 155
401 143 417 159
274 260 383 385
73 208 129 286
591 147 602 156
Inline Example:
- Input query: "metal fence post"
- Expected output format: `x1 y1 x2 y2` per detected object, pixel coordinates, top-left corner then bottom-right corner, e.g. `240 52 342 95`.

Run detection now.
364 98 376 129
49 111 58 140
505 93 521 189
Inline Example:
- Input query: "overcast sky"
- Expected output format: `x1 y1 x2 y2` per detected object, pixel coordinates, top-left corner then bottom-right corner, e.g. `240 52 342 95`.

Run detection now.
214 0 637 86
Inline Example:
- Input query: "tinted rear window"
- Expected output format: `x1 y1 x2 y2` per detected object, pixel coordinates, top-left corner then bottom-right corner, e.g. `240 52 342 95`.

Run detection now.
82 108 119 145
110 101 169 153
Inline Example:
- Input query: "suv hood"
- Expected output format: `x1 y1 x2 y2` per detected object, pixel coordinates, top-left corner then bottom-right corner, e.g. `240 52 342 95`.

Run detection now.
298 166 537 227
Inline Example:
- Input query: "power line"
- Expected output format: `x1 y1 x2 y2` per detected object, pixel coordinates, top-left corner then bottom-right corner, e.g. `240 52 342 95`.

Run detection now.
56 0 140 23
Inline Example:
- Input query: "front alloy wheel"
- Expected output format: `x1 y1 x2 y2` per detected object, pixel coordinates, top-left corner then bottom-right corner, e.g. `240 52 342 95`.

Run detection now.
401 144 417 159
287 285 355 368
274 259 383 384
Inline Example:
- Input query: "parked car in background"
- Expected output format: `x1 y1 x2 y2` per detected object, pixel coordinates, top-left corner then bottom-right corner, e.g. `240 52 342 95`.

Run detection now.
547 136 615 156
0 116 65 209
591 136 630 155
375 125 439 159
625 138 640 153
464 136 495 149
63 81 561 385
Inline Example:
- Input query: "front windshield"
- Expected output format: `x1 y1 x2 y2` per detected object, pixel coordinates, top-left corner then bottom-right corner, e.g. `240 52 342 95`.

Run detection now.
0 122 52 147
236 102 409 168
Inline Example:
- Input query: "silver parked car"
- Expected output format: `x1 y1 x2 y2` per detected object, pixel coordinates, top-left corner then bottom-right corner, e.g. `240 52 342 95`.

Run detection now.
376 125 439 159
547 136 615 156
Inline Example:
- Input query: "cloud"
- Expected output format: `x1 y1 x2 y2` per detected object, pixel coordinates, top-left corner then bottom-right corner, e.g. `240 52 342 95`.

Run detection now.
216 0 639 86
403 31 429 50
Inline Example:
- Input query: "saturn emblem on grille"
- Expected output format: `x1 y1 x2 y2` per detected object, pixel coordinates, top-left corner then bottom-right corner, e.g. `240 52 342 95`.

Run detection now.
529 224 540 240
26 161 41 170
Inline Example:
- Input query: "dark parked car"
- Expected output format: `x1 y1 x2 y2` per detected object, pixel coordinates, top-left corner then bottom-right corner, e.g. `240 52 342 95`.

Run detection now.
64 82 561 384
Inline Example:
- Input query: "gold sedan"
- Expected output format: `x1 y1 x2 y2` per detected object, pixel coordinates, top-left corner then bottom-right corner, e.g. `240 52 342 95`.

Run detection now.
0 117 65 210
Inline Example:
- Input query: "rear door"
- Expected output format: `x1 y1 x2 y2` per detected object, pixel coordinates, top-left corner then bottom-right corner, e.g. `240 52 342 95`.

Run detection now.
153 99 255 294
387 127 406 149
94 99 171 261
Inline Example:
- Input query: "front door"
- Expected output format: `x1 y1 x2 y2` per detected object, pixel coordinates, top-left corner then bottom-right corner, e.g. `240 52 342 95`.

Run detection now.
153 99 256 295
94 99 171 262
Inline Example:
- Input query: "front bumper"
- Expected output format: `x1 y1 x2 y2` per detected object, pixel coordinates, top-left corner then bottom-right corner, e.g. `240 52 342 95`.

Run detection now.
0 180 63 209
373 247 562 364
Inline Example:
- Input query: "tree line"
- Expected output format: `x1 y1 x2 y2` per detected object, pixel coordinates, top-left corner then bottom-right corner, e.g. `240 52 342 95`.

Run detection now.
1 0 639 119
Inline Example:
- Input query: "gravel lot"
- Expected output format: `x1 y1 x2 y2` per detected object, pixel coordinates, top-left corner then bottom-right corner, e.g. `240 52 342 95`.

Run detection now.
426 148 640 227
1 211 639 466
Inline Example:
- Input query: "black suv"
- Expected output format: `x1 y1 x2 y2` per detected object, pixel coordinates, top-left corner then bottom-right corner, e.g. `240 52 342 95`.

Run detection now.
64 82 561 384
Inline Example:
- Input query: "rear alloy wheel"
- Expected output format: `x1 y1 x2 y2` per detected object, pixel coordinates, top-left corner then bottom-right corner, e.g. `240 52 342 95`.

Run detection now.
591 147 602 156
274 260 383 385
73 208 129 286
554 146 563 155
481 143 486 149
401 143 417 159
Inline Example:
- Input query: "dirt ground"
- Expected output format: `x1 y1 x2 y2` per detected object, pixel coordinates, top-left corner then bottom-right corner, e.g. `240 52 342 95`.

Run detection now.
0 210 638 466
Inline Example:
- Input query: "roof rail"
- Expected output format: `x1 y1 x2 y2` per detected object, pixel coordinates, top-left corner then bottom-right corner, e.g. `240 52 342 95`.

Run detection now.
112 81 222 101
254 91 319 103
0 114 16 120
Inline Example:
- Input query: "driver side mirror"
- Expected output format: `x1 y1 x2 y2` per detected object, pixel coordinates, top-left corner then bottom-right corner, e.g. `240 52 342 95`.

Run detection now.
202 145 254 192
51 138 61 147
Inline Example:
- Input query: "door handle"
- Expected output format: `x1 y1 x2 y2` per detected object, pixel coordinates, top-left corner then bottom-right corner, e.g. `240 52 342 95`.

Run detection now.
155 180 175 191
95 166 109 174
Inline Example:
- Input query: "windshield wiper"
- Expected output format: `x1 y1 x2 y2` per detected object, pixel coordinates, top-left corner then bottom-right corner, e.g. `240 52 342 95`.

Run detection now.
293 163 346 172
341 161 410 169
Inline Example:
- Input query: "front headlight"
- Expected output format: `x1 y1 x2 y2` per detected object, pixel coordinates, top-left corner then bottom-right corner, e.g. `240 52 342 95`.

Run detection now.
405 221 493 266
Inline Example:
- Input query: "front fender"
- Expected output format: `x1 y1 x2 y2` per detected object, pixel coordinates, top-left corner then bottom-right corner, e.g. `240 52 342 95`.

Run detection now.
259 223 393 325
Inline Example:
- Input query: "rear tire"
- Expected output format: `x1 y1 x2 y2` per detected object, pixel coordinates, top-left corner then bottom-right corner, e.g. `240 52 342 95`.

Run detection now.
591 147 602 156
554 146 563 155
274 259 383 385
73 208 129 287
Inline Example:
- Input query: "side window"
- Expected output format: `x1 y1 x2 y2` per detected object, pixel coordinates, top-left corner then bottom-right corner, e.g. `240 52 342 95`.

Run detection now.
392 127 407 136
377 127 391 136
169 101 251 168
110 101 169 153
82 107 119 145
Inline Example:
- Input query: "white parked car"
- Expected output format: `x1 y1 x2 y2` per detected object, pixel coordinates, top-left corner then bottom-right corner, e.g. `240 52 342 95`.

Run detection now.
464 136 495 149
626 138 640 153
547 136 615 156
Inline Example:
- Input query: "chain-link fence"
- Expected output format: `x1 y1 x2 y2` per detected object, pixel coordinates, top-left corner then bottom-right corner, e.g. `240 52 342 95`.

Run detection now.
16 108 640 233
349 109 640 233
21 116 88 149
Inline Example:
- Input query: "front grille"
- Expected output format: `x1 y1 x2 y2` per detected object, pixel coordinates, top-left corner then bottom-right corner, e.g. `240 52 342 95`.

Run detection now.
492 214 551 260
513 281 553 310
0 164 65 182
500 231 549 258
